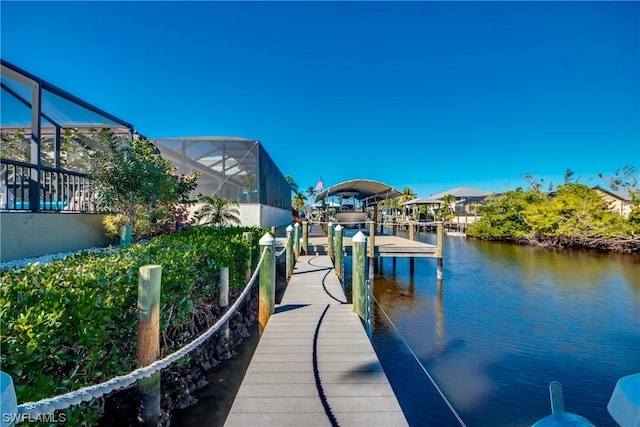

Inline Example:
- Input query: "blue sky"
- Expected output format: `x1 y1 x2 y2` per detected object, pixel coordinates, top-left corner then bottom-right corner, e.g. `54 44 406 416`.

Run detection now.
2 1 639 197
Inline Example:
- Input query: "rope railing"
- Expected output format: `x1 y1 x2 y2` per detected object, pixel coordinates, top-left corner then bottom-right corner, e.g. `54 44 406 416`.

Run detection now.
16 247 269 417
371 294 467 427
275 234 290 257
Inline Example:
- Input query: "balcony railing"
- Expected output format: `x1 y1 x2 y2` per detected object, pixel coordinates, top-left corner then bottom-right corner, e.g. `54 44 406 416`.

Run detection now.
0 159 97 212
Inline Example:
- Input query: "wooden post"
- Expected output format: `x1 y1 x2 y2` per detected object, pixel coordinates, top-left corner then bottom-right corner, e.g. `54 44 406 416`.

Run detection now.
367 220 375 258
285 224 294 280
120 223 132 247
409 220 415 240
392 222 397 236
436 222 444 279
327 222 334 260
220 267 229 312
243 231 252 279
219 266 231 358
302 221 309 255
352 231 367 320
259 233 275 334
293 222 300 259
270 226 276 236
335 224 343 282
137 264 162 426
365 271 372 338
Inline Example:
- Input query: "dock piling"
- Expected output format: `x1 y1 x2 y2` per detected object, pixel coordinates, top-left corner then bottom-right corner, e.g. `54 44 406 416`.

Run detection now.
436 222 444 279
352 231 367 320
243 231 252 279
219 266 231 358
286 225 294 280
293 222 300 259
302 221 309 255
335 224 343 282
137 265 162 426
259 233 276 334
367 221 375 257
327 222 334 259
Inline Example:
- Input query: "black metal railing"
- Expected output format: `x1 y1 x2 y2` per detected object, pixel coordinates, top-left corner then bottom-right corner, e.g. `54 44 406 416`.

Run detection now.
0 159 97 212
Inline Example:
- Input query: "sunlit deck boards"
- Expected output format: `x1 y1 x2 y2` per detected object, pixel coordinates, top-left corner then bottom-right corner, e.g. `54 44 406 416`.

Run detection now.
224 254 408 427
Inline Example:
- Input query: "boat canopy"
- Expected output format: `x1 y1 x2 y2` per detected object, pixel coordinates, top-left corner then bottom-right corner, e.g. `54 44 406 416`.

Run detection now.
315 179 402 205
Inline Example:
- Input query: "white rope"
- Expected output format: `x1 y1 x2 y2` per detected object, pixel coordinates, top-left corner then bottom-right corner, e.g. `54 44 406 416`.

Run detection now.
275 234 290 257
372 295 467 427
17 247 269 417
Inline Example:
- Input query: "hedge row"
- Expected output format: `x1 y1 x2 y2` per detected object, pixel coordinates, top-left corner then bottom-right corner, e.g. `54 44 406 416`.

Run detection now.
0 226 265 425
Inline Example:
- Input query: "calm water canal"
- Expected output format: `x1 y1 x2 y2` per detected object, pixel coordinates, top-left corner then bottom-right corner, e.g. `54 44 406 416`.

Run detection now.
175 231 640 426
368 231 640 427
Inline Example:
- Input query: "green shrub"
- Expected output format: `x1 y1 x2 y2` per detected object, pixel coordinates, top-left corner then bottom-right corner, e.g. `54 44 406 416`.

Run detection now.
0 226 265 425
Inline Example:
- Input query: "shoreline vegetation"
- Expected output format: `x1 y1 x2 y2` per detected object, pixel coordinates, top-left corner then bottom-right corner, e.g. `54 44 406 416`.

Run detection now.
466 181 640 254
0 226 264 426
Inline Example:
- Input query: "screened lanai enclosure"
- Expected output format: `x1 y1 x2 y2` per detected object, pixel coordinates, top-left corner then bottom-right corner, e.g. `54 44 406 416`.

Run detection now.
1 60 291 227
152 137 291 227
0 60 135 212
152 137 283 205
1 60 292 260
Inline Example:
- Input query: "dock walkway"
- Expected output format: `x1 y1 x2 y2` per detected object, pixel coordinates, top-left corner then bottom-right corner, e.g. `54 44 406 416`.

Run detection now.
224 253 408 426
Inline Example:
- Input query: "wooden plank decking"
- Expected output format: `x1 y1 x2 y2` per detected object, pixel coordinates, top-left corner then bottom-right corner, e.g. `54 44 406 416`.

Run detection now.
306 231 438 257
224 254 408 427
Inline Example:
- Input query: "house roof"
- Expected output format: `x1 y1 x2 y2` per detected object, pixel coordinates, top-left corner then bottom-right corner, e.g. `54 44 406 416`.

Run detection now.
401 197 442 206
429 187 493 199
315 179 402 205
593 186 635 202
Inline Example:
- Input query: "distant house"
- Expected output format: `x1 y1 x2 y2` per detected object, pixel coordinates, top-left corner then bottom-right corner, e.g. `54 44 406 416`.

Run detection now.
429 187 493 216
401 187 493 222
593 186 635 217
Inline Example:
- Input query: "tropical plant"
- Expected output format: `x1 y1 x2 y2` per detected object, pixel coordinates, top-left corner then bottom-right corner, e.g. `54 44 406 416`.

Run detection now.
285 175 299 193
599 166 640 229
1 226 263 425
168 172 200 232
306 186 317 201
439 194 456 222
192 194 241 227
468 180 638 251
89 130 181 243
398 186 417 205
0 128 30 161
291 192 305 212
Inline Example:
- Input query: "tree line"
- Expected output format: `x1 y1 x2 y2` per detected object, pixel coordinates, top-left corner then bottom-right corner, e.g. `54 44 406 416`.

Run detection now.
467 168 640 253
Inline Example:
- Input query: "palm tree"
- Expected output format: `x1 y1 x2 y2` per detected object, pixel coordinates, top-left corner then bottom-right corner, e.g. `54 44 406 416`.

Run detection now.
192 194 241 227
439 194 456 222
292 191 306 212
286 176 299 193
398 186 417 205
306 186 316 201
396 187 417 219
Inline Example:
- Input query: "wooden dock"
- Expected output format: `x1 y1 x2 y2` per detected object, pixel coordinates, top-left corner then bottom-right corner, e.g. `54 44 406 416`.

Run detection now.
305 228 439 258
224 254 408 427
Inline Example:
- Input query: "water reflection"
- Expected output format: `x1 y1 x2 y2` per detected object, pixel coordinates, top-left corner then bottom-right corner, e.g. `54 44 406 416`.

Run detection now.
371 233 640 426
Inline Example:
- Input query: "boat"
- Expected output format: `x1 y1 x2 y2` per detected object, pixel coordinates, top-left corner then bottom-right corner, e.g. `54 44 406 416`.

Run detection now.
331 199 368 228
333 211 368 228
